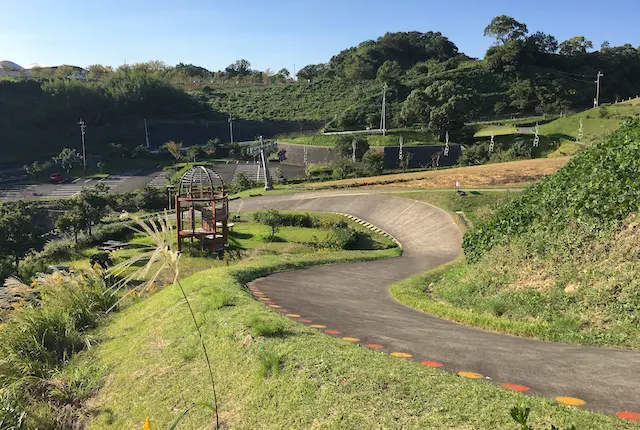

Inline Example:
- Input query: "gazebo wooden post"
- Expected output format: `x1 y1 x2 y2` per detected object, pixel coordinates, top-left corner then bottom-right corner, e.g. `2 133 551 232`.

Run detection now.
176 195 182 252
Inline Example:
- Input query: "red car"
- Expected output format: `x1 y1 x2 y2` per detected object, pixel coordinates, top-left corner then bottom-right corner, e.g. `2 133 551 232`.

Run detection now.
49 172 64 183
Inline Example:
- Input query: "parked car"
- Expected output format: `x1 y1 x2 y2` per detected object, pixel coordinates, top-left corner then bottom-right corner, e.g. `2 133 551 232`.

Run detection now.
49 172 64 183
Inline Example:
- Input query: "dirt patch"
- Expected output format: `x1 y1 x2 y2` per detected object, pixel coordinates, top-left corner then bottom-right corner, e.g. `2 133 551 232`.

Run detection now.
306 158 570 189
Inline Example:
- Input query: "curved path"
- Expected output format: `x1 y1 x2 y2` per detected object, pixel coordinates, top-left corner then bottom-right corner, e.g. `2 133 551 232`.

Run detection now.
231 190 640 419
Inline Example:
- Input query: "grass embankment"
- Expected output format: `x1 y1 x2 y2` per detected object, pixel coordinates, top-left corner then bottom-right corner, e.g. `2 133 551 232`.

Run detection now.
392 121 640 349
204 79 381 122
279 129 441 147
304 157 569 190
76 252 631 429
539 99 640 147
396 189 520 229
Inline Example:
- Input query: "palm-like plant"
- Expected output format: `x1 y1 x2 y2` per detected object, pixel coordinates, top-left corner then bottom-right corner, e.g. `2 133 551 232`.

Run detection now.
108 212 219 429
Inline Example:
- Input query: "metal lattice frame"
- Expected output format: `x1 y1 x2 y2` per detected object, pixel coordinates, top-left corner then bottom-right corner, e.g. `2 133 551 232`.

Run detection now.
178 166 225 198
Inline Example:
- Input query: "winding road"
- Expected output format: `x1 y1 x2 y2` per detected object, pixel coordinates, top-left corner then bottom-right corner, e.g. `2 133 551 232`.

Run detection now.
232 190 640 419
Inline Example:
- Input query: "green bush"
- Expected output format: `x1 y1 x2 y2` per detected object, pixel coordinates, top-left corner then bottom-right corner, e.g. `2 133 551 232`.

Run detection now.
305 163 333 179
463 121 640 262
89 252 112 269
252 209 283 237
228 172 256 195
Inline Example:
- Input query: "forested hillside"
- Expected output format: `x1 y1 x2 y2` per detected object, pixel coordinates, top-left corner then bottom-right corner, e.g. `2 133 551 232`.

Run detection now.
197 15 640 141
0 70 219 165
2 14 640 165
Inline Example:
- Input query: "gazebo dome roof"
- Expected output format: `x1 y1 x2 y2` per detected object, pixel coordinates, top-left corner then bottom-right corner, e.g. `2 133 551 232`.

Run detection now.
179 166 225 198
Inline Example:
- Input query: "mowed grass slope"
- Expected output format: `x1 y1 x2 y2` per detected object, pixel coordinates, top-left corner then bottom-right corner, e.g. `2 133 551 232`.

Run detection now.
77 254 633 429
279 129 441 147
304 157 569 189
393 121 640 348
539 98 640 144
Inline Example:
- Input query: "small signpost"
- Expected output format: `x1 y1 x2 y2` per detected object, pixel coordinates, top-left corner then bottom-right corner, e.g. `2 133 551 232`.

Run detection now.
533 123 540 147
489 135 495 153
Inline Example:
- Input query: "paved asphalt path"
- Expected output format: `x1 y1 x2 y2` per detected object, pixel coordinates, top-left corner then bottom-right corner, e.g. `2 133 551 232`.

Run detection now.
233 190 640 418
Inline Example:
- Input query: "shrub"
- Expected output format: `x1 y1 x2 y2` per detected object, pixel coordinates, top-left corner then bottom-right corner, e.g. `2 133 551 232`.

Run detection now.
252 209 283 237
89 252 112 269
228 172 255 195
246 316 285 337
362 151 384 175
306 163 333 179
463 121 640 262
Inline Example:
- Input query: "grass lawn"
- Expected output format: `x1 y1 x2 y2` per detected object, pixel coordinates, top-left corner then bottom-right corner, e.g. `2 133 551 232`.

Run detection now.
474 125 520 137
395 189 521 229
71 252 633 430
539 101 640 145
279 128 442 147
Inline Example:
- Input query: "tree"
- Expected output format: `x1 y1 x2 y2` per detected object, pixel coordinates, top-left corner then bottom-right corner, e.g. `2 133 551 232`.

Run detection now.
204 138 219 157
484 15 528 44
525 31 559 54
254 209 283 238
29 66 54 78
275 68 290 83
185 145 205 162
55 209 84 244
225 59 252 77
297 64 326 81
77 183 110 236
163 141 183 160
0 202 45 269
335 136 370 162
54 65 77 78
376 60 403 87
132 145 151 158
23 160 50 179
53 148 82 173
559 36 593 55
362 151 384 175
87 64 114 80
401 89 430 125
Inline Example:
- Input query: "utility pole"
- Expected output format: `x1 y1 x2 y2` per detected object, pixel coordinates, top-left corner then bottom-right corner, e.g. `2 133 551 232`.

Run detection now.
594 71 604 108
352 138 357 163
228 100 234 145
78 118 87 172
144 118 150 148
380 83 388 136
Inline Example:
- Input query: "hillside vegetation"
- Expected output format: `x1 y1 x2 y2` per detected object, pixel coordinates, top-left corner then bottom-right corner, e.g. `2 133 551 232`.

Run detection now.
279 128 440 147
539 98 640 144
394 121 640 347
0 71 217 165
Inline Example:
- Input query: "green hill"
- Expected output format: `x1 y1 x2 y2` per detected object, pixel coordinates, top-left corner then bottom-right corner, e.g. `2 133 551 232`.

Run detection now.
202 79 381 123
395 121 640 348
539 98 640 144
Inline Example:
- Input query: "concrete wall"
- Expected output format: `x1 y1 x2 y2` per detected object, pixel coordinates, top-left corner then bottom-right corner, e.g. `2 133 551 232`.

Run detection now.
383 145 462 169
275 142 336 166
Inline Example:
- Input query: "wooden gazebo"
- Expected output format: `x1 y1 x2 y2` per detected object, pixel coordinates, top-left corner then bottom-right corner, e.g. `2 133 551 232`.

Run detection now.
175 166 229 253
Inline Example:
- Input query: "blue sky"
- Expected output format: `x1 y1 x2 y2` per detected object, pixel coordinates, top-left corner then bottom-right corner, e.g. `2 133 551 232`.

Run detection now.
2 0 639 72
